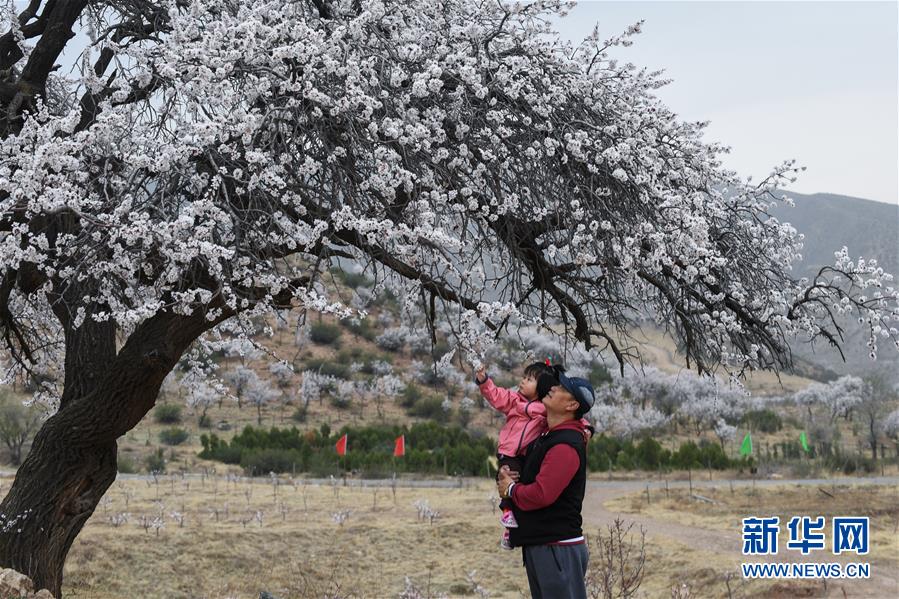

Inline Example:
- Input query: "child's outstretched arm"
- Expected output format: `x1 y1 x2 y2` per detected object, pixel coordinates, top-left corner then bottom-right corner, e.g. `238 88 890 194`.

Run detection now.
476 366 518 415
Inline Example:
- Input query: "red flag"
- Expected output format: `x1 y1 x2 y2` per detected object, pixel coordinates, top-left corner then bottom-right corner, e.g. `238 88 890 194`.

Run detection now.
335 433 347 456
393 434 405 457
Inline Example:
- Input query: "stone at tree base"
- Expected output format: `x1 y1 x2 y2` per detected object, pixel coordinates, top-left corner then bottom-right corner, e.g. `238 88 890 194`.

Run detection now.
0 568 56 598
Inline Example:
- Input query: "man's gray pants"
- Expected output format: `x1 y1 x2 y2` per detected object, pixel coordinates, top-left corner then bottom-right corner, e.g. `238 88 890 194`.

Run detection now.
522 543 589 599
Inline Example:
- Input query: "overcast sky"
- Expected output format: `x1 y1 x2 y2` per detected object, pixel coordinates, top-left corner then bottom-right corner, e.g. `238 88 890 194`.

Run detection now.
554 1 898 205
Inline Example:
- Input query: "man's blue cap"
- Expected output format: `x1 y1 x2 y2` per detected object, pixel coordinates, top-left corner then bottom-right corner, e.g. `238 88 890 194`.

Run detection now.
557 371 595 417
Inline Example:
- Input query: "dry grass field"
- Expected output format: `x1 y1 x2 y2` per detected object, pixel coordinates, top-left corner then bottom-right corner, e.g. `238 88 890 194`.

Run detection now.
51 475 529 599
606 482 899 553
601 482 899 598
1 470 890 599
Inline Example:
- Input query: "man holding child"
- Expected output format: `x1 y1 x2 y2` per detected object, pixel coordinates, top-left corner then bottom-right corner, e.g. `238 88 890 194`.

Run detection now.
496 371 596 599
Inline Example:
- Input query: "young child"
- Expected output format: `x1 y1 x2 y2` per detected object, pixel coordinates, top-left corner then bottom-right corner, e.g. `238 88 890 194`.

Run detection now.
476 360 590 549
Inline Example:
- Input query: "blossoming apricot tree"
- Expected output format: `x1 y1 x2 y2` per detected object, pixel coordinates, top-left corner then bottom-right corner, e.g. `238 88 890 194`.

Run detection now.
0 0 897 593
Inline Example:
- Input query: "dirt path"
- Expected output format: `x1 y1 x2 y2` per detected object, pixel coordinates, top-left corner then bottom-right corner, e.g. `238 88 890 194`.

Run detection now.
583 477 899 598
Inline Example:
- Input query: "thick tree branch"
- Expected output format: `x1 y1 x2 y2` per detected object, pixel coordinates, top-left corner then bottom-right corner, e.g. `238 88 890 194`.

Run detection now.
18 0 88 90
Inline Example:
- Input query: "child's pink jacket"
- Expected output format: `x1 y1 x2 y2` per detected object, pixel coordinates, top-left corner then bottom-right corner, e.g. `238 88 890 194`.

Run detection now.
478 377 551 457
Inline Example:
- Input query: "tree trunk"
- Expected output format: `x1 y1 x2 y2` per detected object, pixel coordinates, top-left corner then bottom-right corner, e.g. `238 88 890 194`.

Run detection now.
0 420 117 596
869 420 877 460
9 442 22 466
2 434 26 466
0 308 227 596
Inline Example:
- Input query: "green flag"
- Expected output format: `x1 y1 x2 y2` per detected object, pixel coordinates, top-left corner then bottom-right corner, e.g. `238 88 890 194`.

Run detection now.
800 431 810 453
739 433 752 456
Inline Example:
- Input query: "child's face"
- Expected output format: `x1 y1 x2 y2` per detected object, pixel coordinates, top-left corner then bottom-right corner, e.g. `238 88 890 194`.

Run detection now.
518 373 538 399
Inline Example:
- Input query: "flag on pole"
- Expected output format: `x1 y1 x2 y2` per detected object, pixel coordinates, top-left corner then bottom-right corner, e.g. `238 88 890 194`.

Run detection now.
393 435 405 457
335 433 347 456
739 433 752 456
800 431 810 453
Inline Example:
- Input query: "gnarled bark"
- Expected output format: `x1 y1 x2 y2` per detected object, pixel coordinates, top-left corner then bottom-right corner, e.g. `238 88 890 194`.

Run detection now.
0 428 117 597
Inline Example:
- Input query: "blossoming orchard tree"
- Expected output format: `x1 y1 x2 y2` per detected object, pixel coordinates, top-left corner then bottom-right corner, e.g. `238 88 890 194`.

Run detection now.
0 0 897 593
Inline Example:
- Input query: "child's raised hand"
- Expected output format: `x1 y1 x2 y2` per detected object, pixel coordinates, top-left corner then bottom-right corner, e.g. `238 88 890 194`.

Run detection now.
475 365 487 384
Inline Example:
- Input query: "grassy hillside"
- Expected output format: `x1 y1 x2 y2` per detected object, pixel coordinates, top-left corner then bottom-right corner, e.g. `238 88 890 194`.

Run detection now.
105 305 835 478
605 325 823 395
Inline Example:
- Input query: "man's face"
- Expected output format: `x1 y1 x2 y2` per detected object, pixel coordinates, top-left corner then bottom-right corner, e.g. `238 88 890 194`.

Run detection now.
544 384 578 415
518 373 538 399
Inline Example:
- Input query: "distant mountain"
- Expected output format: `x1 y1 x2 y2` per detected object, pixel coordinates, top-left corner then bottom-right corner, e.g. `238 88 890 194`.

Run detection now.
768 191 897 280
768 191 898 378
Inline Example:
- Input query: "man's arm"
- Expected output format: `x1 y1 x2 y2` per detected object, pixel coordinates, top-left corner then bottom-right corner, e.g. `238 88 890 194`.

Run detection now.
505 444 579 510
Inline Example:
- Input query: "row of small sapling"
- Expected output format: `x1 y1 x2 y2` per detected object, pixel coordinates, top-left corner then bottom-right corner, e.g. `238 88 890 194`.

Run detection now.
91 470 450 537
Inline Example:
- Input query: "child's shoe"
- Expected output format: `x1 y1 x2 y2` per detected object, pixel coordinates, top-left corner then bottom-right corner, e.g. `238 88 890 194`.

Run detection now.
500 528 513 551
500 509 518 528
